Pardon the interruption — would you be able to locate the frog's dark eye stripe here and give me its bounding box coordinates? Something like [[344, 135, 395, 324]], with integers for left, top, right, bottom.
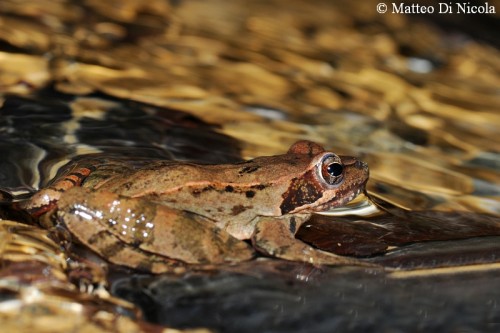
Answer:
[[318, 154, 344, 186]]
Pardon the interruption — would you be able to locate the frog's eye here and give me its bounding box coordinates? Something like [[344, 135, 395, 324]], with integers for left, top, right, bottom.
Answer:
[[318, 154, 344, 186]]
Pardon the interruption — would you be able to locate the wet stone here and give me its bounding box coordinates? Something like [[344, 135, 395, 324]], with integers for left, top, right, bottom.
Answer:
[[111, 262, 500, 333]]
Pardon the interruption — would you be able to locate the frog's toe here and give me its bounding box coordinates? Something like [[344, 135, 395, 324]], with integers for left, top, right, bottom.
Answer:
[[221, 235, 255, 263]]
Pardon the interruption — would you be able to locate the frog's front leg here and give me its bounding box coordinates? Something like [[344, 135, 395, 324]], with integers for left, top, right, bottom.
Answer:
[[252, 215, 376, 267]]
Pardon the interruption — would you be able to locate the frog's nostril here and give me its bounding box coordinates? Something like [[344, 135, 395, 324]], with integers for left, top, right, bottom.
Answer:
[[356, 160, 368, 170]]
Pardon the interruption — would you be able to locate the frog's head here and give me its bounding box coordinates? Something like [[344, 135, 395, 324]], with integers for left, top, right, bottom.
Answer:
[[279, 141, 369, 215]]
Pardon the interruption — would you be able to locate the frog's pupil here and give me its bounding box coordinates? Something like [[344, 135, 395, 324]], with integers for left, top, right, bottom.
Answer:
[[327, 163, 343, 177]]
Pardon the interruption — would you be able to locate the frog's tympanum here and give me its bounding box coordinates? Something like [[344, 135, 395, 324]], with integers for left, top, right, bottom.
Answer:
[[23, 141, 370, 273]]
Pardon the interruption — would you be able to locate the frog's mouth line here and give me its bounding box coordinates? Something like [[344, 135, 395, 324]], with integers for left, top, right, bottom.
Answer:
[[312, 183, 367, 213]]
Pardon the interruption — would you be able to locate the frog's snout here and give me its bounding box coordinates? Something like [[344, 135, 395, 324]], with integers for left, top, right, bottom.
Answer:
[[355, 160, 368, 170]]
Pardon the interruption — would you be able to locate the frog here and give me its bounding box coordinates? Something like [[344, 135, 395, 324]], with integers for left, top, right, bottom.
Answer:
[[22, 140, 371, 273]]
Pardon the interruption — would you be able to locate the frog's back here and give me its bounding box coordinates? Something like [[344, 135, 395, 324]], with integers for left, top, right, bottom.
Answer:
[[98, 153, 313, 198]]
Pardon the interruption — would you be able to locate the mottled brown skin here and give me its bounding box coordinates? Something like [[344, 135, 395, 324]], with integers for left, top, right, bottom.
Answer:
[[24, 141, 371, 273], [57, 188, 253, 273]]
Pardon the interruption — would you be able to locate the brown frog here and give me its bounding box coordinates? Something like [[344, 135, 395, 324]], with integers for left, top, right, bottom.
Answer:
[[23, 141, 371, 273]]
